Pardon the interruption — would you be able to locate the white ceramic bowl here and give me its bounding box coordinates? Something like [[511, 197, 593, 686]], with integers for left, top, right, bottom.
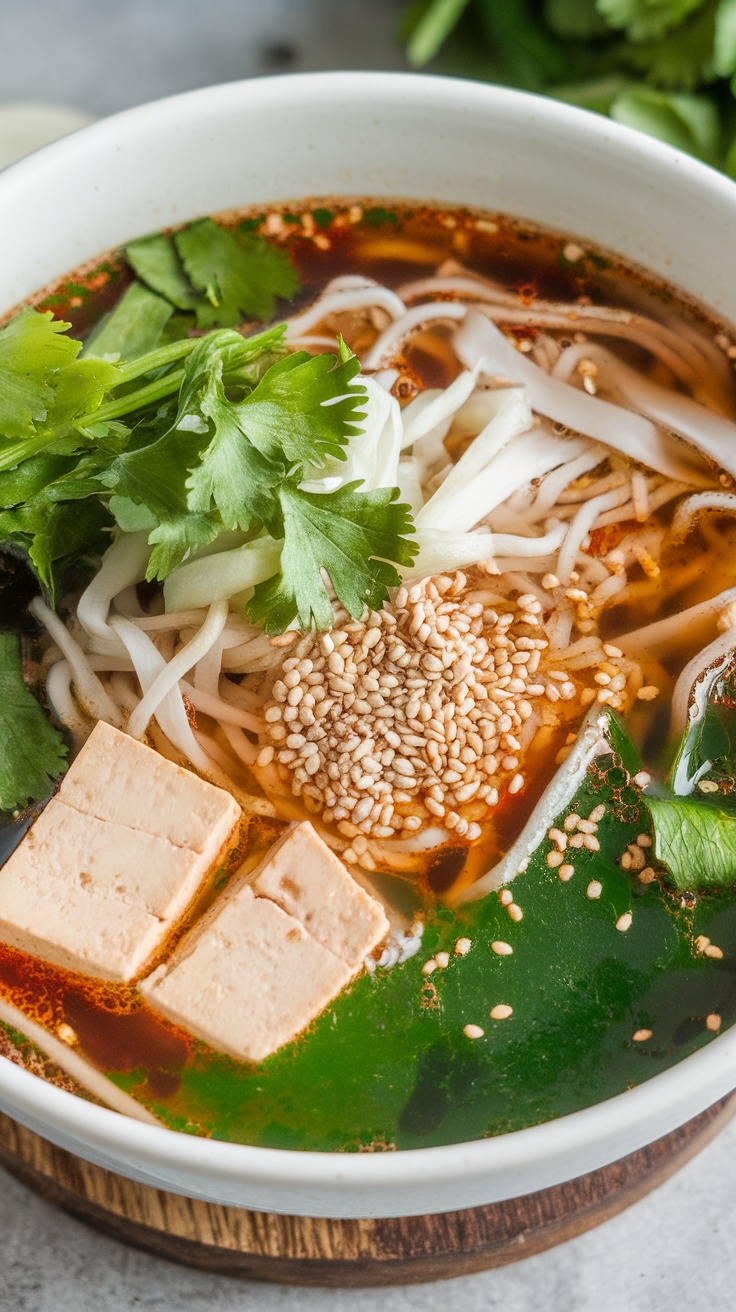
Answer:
[[1, 71, 736, 1219]]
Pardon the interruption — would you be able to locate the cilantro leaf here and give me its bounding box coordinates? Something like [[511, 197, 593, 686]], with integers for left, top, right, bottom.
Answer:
[[237, 351, 367, 469], [186, 376, 281, 531], [174, 218, 300, 328], [146, 514, 220, 582], [618, 0, 717, 88], [597, 0, 709, 41], [610, 84, 720, 159], [0, 309, 81, 441], [125, 234, 200, 312], [84, 281, 174, 362], [0, 631, 68, 812], [247, 481, 418, 634]]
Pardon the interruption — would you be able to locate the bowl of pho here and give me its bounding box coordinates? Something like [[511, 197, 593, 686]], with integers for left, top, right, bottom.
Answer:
[[0, 72, 735, 1218]]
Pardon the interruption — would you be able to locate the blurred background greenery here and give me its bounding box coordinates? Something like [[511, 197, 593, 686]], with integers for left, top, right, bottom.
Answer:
[[401, 0, 736, 174]]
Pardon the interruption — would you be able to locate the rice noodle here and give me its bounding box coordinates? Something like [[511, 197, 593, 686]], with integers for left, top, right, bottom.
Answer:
[[671, 491, 736, 540], [455, 311, 715, 487], [30, 598, 124, 728], [671, 626, 736, 735], [556, 486, 632, 583], [110, 616, 215, 773], [126, 601, 228, 740], [284, 284, 406, 339], [76, 531, 151, 641], [0, 996, 162, 1124], [552, 340, 736, 477], [616, 586, 736, 653], [363, 301, 468, 370]]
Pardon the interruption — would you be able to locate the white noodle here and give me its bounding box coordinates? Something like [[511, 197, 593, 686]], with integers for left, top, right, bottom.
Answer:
[[556, 485, 632, 583], [127, 601, 228, 740], [0, 996, 162, 1125], [671, 627, 736, 735], [616, 586, 736, 653], [363, 301, 468, 370], [179, 682, 265, 733], [671, 491, 736, 540], [30, 599, 124, 728], [285, 285, 406, 339], [77, 531, 151, 640]]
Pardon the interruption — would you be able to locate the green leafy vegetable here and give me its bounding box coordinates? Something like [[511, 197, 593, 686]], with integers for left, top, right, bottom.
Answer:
[[0, 309, 81, 441], [401, 0, 736, 176], [236, 350, 366, 467], [0, 631, 68, 812], [646, 794, 736, 889], [127, 218, 301, 330], [84, 282, 174, 362], [248, 482, 418, 634]]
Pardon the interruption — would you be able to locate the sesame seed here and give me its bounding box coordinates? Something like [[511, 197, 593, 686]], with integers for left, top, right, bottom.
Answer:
[[633, 1029, 652, 1042], [706, 1013, 722, 1032], [636, 834, 652, 848], [435, 951, 450, 968], [547, 851, 564, 868], [542, 573, 560, 589], [559, 864, 575, 881], [548, 827, 567, 849], [569, 834, 584, 849], [422, 959, 438, 975], [695, 935, 711, 953], [564, 814, 580, 832], [499, 889, 513, 905], [587, 881, 602, 899], [633, 771, 651, 788], [455, 938, 472, 956], [57, 1023, 77, 1045], [698, 780, 719, 794], [491, 941, 513, 955], [577, 818, 597, 834], [583, 834, 600, 851], [705, 945, 724, 959], [508, 773, 524, 795], [616, 912, 633, 932], [638, 867, 656, 884], [464, 1024, 485, 1039], [589, 804, 606, 823], [490, 1004, 513, 1020], [637, 686, 660, 701], [508, 903, 523, 922]]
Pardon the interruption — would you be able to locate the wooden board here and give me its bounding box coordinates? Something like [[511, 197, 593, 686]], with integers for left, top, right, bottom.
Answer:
[[0, 1098, 733, 1286]]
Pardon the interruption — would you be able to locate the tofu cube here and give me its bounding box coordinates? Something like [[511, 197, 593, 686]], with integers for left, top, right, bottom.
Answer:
[[0, 722, 241, 982], [141, 822, 389, 1062], [251, 822, 388, 967], [141, 884, 352, 1063]]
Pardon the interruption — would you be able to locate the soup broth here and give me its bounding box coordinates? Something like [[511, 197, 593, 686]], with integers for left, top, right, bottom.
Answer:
[[0, 201, 735, 1150]]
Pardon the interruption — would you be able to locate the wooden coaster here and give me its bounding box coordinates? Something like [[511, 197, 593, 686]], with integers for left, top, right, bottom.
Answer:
[[0, 1098, 733, 1286]]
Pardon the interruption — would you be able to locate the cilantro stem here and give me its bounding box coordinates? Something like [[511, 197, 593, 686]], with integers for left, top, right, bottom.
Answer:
[[0, 433, 60, 473], [115, 338, 198, 384], [78, 369, 186, 426]]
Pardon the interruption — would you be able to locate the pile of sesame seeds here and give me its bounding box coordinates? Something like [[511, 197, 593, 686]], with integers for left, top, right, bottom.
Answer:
[[262, 572, 611, 861]]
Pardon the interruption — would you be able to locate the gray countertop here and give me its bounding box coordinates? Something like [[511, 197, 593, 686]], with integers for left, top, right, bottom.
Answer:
[[0, 2, 733, 1307]]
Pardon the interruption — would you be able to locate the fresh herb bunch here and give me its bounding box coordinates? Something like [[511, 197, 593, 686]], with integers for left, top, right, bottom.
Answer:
[[0, 216, 417, 634], [403, 0, 736, 175]]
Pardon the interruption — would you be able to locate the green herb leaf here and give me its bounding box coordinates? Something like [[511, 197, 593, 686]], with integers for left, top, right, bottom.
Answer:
[[597, 0, 709, 42], [174, 218, 300, 328], [646, 794, 736, 889], [84, 281, 174, 362], [237, 351, 367, 469], [545, 0, 611, 37], [714, 0, 736, 73], [146, 513, 220, 582], [0, 309, 81, 442], [610, 84, 721, 159], [125, 234, 200, 313], [618, 1, 717, 89], [406, 0, 474, 63], [248, 481, 418, 634], [0, 631, 68, 812]]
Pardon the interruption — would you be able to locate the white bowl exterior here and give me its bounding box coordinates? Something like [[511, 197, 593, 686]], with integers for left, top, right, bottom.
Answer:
[[0, 71, 735, 1216]]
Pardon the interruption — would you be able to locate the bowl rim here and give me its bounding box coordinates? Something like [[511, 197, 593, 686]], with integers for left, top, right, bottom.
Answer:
[[2, 68, 736, 1197]]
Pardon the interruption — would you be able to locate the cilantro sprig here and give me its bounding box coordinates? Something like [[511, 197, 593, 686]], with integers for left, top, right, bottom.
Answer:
[[0, 293, 417, 631]]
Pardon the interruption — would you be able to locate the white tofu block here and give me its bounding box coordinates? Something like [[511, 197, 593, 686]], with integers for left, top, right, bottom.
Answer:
[[251, 822, 389, 967], [0, 724, 241, 982], [61, 720, 239, 857], [140, 884, 352, 1063]]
